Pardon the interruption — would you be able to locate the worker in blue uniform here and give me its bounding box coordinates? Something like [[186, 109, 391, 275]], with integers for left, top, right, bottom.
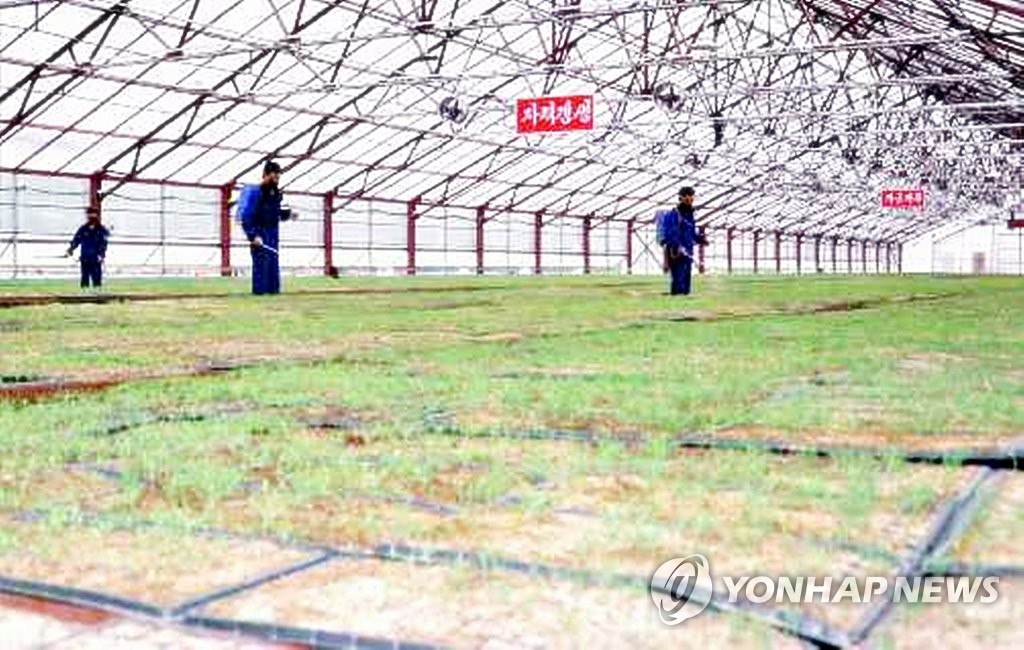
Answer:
[[662, 186, 707, 296], [237, 161, 296, 295], [67, 205, 110, 289]]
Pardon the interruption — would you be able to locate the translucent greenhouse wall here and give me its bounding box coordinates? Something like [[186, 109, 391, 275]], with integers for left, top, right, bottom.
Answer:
[[0, 171, 921, 279]]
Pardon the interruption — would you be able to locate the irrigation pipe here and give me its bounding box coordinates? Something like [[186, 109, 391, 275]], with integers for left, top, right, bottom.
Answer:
[[418, 418, 1023, 472], [923, 562, 1024, 578], [373, 543, 850, 650], [180, 616, 442, 650], [1, 505, 852, 650], [848, 468, 999, 644]]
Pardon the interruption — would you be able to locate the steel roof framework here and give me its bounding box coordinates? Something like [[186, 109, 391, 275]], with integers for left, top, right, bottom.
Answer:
[[0, 0, 1022, 247]]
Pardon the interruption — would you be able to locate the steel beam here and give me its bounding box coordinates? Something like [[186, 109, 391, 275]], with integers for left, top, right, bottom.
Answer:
[[476, 205, 487, 275], [88, 172, 103, 216], [726, 227, 735, 274], [699, 226, 708, 274], [626, 218, 635, 275], [407, 196, 421, 276], [323, 192, 334, 277], [775, 230, 782, 274], [219, 184, 232, 277], [0, 1, 130, 140], [534, 210, 544, 275], [753, 230, 760, 274], [582, 213, 592, 275]]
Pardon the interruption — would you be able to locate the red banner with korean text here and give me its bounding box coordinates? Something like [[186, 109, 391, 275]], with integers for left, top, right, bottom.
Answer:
[[880, 189, 925, 210], [516, 95, 594, 133]]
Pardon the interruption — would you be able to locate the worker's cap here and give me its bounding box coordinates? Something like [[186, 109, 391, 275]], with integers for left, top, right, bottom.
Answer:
[[678, 186, 695, 197], [263, 160, 283, 175]]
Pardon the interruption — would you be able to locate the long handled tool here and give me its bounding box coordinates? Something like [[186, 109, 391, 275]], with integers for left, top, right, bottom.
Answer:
[[249, 240, 279, 255]]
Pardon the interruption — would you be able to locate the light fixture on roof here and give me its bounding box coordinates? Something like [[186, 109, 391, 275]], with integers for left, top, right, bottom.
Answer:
[[439, 96, 468, 124], [711, 112, 725, 148], [924, 84, 946, 101], [652, 82, 682, 112]]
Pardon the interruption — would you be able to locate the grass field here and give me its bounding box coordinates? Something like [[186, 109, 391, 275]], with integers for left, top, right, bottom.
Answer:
[[0, 274, 1022, 648]]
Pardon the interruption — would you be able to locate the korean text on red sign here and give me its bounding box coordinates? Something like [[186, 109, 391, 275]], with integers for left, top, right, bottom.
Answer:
[[880, 189, 925, 210], [516, 95, 594, 133]]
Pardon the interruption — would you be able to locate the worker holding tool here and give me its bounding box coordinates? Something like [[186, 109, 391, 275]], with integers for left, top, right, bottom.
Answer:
[[237, 160, 297, 295], [658, 186, 707, 296], [66, 204, 110, 290]]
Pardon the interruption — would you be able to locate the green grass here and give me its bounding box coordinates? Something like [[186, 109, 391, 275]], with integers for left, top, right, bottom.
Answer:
[[0, 274, 1021, 643]]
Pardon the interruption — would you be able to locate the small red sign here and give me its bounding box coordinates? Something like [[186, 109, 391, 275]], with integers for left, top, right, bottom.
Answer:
[[881, 189, 925, 210], [1008, 218, 1024, 230], [516, 95, 593, 133]]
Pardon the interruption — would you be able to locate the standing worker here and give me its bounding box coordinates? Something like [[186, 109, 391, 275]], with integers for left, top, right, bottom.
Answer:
[[658, 186, 707, 296], [237, 160, 297, 295], [66, 205, 110, 290]]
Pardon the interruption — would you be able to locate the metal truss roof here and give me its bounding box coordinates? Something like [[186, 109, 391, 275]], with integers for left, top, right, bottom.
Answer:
[[1, 0, 1022, 242]]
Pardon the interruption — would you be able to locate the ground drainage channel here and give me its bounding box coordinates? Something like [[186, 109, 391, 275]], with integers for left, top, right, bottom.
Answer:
[[0, 362, 245, 403], [1, 348, 409, 404], [0, 283, 521, 309]]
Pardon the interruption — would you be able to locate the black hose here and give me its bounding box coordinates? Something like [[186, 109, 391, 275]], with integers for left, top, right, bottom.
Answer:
[[848, 468, 998, 644]]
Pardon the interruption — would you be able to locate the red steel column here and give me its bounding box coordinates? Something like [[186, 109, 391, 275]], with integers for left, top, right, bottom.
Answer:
[[775, 231, 782, 274], [885, 243, 892, 274], [726, 227, 734, 274], [534, 210, 543, 275], [582, 213, 592, 275], [626, 218, 635, 275], [752, 230, 760, 274], [831, 236, 838, 273], [862, 240, 869, 274], [88, 172, 103, 214], [219, 184, 232, 277], [875, 242, 882, 273], [898, 243, 903, 274], [814, 235, 822, 272], [848, 239, 854, 274], [698, 226, 707, 274], [406, 196, 420, 276], [323, 193, 334, 276], [795, 233, 803, 275], [475, 205, 486, 275]]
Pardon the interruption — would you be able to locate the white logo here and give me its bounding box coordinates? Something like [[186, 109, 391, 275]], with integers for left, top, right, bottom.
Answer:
[[649, 554, 713, 625]]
